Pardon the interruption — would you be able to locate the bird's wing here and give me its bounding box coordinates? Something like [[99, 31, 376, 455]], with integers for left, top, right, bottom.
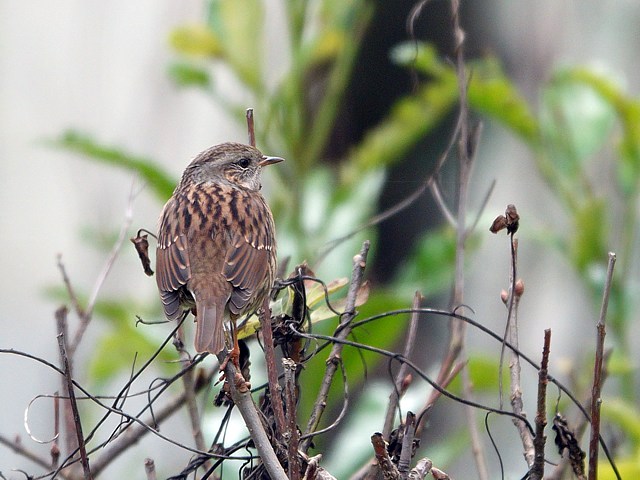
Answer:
[[156, 196, 191, 320], [222, 188, 275, 315]]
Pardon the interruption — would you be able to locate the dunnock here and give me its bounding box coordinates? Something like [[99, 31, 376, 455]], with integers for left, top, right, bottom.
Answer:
[[156, 142, 282, 355]]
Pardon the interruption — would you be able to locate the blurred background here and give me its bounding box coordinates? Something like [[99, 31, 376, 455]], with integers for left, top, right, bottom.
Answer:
[[2, 0, 639, 478]]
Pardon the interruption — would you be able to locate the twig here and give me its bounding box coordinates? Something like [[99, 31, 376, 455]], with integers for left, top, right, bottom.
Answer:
[[530, 329, 551, 480], [398, 412, 416, 479], [56, 256, 85, 320], [247, 108, 256, 147], [547, 351, 612, 480], [0, 434, 71, 478], [371, 433, 399, 479], [283, 358, 301, 480], [259, 297, 286, 439], [57, 308, 93, 480], [174, 327, 209, 470], [91, 365, 218, 476], [144, 458, 157, 480], [588, 252, 616, 480], [408, 458, 432, 480], [218, 352, 287, 480], [300, 241, 370, 452], [415, 360, 465, 435], [382, 292, 423, 439], [53, 391, 60, 468], [504, 239, 534, 466], [445, 1, 488, 476]]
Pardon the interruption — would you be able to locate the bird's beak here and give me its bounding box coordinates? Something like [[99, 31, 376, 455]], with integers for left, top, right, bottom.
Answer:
[[258, 156, 285, 167]]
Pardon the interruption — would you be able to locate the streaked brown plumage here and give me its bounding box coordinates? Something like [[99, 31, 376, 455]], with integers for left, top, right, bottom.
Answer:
[[156, 142, 282, 354]]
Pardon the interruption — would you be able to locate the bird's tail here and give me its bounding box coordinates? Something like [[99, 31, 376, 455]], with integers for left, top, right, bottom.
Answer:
[[194, 301, 227, 354]]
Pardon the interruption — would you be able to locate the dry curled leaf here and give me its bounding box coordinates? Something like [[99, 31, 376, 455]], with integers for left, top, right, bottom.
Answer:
[[131, 232, 154, 276]]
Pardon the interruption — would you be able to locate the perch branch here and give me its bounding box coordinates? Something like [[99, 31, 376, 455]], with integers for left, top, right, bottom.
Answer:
[[218, 353, 287, 480]]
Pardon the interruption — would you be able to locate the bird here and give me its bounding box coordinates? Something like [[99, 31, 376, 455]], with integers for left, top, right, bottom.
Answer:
[[155, 142, 283, 356]]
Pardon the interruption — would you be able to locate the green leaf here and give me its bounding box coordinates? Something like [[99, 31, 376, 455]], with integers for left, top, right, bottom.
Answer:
[[168, 24, 222, 57], [540, 72, 616, 185], [390, 41, 447, 77], [342, 79, 457, 181], [555, 67, 640, 195], [48, 130, 176, 200], [168, 61, 211, 89], [468, 58, 539, 146]]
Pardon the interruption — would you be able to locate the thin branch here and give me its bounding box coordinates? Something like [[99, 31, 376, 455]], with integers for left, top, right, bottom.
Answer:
[[283, 358, 301, 480], [300, 241, 370, 452], [247, 108, 256, 147], [504, 239, 534, 466], [382, 292, 423, 439], [0, 434, 71, 479], [447, 1, 487, 476], [530, 329, 551, 480], [259, 296, 286, 439], [57, 311, 92, 480], [371, 433, 399, 479], [174, 327, 209, 471], [588, 252, 616, 480], [90, 366, 218, 476], [398, 412, 416, 479], [144, 458, 157, 480], [218, 353, 287, 480]]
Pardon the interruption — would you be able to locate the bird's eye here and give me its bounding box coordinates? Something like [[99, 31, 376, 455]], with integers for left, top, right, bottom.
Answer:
[[237, 158, 251, 169]]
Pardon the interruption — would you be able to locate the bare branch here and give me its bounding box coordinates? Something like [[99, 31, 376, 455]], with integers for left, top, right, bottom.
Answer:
[[530, 329, 551, 480], [173, 327, 209, 471], [56, 309, 93, 479], [382, 292, 423, 439], [371, 433, 399, 479], [260, 297, 286, 439], [246, 108, 256, 147], [588, 252, 616, 480], [218, 352, 287, 480], [300, 241, 370, 452], [284, 358, 301, 480], [144, 457, 157, 480]]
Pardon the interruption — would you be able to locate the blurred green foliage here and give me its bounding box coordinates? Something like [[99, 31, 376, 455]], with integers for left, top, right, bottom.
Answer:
[[50, 0, 640, 476]]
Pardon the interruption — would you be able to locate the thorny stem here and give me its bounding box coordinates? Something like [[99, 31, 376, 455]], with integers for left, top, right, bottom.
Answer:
[[300, 241, 370, 453]]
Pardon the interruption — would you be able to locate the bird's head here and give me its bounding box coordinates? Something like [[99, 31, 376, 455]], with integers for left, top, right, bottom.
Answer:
[[182, 142, 283, 191]]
